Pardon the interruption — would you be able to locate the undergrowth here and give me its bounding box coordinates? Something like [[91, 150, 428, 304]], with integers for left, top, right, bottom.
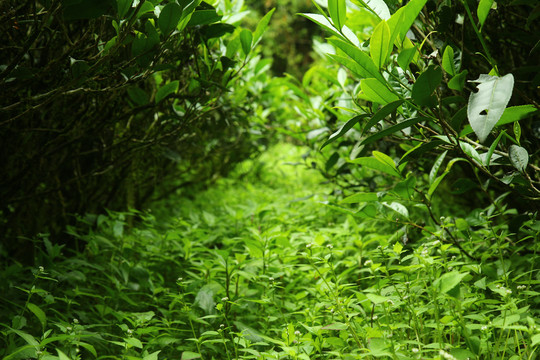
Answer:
[[1, 143, 539, 360]]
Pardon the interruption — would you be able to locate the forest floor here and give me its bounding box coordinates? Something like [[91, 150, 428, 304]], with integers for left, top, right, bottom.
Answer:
[[1, 144, 539, 360]]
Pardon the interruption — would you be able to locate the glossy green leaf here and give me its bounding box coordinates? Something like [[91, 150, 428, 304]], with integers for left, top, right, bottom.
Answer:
[[361, 78, 399, 104], [253, 8, 275, 46], [328, 0, 347, 30], [155, 80, 179, 103], [362, 99, 404, 134], [158, 3, 183, 35], [240, 29, 253, 56], [394, 0, 428, 42], [373, 151, 399, 172], [509, 145, 528, 173], [442, 46, 456, 76], [320, 114, 368, 150], [188, 9, 222, 26], [477, 0, 494, 28], [485, 131, 505, 167], [434, 271, 469, 294], [448, 70, 468, 91], [411, 65, 442, 107], [329, 39, 385, 83], [429, 150, 447, 185], [370, 20, 391, 69], [361, 117, 426, 146], [460, 142, 483, 165], [136, 1, 155, 20], [467, 73, 514, 143]]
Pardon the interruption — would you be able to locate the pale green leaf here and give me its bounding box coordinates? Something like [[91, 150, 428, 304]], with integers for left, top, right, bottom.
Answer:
[[467, 73, 514, 143], [366, 293, 389, 304], [508, 145, 528, 173], [57, 349, 71, 360], [181, 351, 202, 360], [144, 351, 161, 360], [328, 0, 347, 30], [395, 0, 428, 42], [461, 105, 539, 136], [322, 322, 348, 330], [354, 0, 390, 20], [299, 13, 360, 47], [434, 271, 469, 294], [253, 8, 275, 45], [477, 0, 494, 28], [370, 20, 391, 69], [352, 157, 401, 178], [382, 202, 409, 218]]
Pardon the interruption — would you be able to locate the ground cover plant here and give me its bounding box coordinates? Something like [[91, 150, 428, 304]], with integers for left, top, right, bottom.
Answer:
[[1, 144, 539, 359], [1, 0, 540, 359]]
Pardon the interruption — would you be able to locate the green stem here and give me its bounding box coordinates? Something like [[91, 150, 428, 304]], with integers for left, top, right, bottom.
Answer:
[[462, 0, 499, 75]]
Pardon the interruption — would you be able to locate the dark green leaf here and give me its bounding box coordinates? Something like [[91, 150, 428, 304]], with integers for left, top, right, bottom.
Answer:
[[448, 70, 468, 91], [362, 100, 404, 134], [155, 81, 179, 103], [411, 65, 442, 107], [442, 46, 456, 76], [158, 3, 183, 35], [188, 9, 222, 26], [361, 117, 426, 146], [320, 114, 368, 150]]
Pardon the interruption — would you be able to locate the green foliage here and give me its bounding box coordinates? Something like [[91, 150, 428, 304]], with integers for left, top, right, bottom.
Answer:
[[1, 144, 539, 359], [0, 0, 276, 261]]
